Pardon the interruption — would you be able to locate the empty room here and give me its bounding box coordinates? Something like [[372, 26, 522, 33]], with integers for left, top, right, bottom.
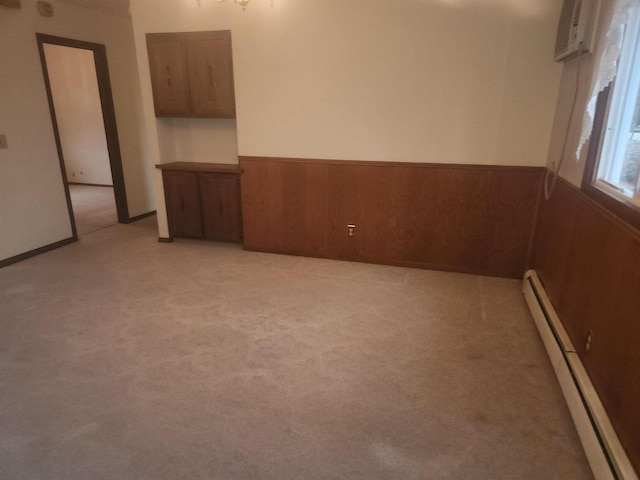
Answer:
[[0, 0, 638, 479]]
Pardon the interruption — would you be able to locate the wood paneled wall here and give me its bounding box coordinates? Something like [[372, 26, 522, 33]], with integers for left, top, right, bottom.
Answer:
[[240, 157, 544, 278], [531, 176, 640, 473]]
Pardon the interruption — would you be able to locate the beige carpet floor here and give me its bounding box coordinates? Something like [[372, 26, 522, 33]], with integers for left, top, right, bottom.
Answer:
[[0, 217, 592, 479], [68, 184, 117, 236]]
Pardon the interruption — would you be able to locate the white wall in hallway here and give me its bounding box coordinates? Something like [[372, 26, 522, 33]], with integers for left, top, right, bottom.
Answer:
[[44, 44, 113, 186]]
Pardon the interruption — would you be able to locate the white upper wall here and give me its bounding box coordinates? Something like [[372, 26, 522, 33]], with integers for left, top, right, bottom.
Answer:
[[131, 0, 564, 166], [0, 0, 154, 262]]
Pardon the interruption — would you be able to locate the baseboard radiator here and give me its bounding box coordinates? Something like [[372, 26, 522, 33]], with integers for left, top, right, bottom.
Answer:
[[522, 271, 638, 480]]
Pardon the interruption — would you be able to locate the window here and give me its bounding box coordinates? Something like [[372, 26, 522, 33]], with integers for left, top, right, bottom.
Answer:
[[584, 7, 640, 229]]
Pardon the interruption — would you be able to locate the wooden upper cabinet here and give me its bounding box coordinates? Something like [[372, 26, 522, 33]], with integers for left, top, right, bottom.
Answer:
[[186, 31, 236, 118], [146, 31, 236, 119], [146, 34, 191, 116]]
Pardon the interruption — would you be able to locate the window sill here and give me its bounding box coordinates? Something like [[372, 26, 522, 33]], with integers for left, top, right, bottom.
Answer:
[[582, 182, 640, 232], [581, 85, 640, 232]]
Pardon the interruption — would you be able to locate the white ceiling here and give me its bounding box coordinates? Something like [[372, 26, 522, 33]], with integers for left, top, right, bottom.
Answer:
[[56, 0, 130, 18]]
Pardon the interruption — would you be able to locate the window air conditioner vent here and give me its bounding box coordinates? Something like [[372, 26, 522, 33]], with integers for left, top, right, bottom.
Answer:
[[554, 0, 598, 62]]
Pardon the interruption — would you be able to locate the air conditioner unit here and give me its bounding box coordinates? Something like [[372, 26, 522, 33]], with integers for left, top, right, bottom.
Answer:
[[554, 0, 598, 62]]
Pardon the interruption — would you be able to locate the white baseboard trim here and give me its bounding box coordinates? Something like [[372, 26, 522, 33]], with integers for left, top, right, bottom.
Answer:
[[523, 270, 638, 480]]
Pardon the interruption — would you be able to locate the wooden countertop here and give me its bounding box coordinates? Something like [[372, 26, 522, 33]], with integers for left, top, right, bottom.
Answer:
[[156, 162, 240, 174]]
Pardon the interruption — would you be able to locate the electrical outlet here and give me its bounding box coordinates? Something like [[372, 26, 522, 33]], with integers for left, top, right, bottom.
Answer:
[[347, 224, 356, 237], [0, 134, 8, 149], [585, 331, 593, 353]]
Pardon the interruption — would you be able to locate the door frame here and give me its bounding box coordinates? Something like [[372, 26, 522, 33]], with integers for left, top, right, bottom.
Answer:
[[36, 33, 129, 233]]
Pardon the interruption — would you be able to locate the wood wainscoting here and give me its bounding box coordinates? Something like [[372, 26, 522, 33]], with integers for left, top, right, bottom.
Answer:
[[239, 157, 544, 278], [530, 175, 640, 473]]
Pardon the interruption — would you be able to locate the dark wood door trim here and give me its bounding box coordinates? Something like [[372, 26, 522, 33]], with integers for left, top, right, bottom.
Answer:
[[0, 237, 77, 269], [36, 33, 130, 227]]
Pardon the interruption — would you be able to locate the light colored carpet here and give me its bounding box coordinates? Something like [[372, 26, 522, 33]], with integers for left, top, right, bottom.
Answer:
[[0, 217, 593, 480], [68, 184, 117, 236]]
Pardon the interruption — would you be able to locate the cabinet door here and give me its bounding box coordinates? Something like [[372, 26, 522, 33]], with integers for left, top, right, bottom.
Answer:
[[163, 171, 203, 238], [186, 31, 236, 118], [199, 173, 242, 242], [146, 33, 191, 117]]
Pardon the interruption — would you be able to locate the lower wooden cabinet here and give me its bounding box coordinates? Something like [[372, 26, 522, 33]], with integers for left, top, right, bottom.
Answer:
[[158, 162, 242, 242], [199, 173, 242, 242], [162, 170, 203, 238]]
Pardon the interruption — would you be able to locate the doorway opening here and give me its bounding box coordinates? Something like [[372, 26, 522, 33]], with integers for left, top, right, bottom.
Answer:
[[36, 34, 129, 238]]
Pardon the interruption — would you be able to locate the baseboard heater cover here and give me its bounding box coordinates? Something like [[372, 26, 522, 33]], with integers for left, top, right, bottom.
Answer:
[[523, 270, 638, 480]]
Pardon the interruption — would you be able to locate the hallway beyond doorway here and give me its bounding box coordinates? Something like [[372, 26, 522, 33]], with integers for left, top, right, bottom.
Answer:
[[69, 184, 117, 235]]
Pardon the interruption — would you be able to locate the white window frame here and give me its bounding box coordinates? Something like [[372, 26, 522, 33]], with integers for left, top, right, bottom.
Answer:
[[596, 7, 640, 207]]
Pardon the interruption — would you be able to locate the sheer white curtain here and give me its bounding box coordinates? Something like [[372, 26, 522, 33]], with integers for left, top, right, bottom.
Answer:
[[578, 0, 640, 158]]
